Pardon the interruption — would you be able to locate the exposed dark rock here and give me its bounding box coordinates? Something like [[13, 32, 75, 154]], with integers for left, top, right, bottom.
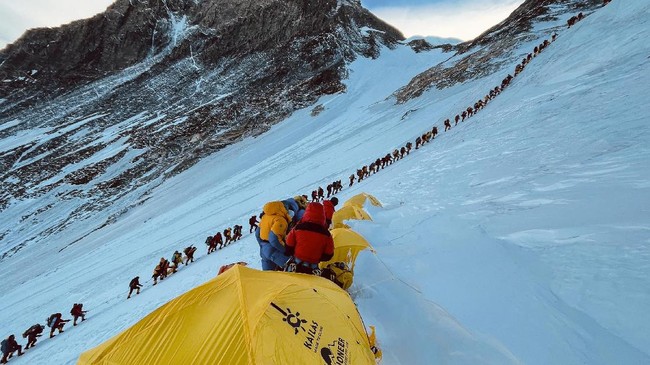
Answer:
[[407, 39, 434, 53]]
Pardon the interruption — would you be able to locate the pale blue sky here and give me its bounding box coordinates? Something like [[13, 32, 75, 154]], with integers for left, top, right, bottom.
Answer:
[[0, 0, 523, 49], [362, 0, 524, 40]]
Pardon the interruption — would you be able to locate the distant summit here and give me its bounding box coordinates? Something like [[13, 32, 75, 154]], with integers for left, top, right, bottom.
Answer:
[[0, 0, 403, 93], [405, 35, 463, 46], [403, 36, 462, 53]]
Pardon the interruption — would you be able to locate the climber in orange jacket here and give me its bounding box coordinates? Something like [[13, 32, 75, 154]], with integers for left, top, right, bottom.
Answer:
[[255, 201, 292, 270]]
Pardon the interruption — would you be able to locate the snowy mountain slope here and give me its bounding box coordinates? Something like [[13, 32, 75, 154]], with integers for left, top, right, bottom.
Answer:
[[1, 0, 649, 365], [0, 0, 405, 259]]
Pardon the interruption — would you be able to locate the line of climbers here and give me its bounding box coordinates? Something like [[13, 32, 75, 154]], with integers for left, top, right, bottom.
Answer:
[[125, 196, 341, 299], [310, 180, 343, 202], [349, 25, 580, 183], [124, 198, 336, 299], [2, 8, 603, 363], [206, 224, 245, 253], [1, 304, 87, 364], [127, 223, 249, 299]]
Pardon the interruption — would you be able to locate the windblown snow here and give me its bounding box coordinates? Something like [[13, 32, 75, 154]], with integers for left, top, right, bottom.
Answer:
[[0, 0, 648, 364]]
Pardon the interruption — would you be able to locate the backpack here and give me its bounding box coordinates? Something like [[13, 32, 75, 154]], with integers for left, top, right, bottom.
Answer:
[[1, 339, 7, 353], [47, 313, 59, 328], [23, 325, 41, 338], [321, 262, 353, 290], [71, 304, 79, 316], [205, 236, 213, 245]]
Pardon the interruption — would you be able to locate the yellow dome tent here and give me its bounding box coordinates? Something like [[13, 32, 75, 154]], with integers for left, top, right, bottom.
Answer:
[[331, 205, 372, 229], [321, 228, 375, 270], [343, 193, 383, 209], [78, 265, 375, 365]]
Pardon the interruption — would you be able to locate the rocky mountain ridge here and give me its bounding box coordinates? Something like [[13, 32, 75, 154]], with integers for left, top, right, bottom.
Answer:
[[0, 0, 402, 258]]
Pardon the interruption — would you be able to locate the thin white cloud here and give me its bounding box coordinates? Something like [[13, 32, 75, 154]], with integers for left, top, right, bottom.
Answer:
[[0, 0, 114, 49], [372, 0, 524, 41]]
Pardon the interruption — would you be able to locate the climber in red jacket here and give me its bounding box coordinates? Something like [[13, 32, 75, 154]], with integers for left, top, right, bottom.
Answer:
[[285, 202, 334, 275]]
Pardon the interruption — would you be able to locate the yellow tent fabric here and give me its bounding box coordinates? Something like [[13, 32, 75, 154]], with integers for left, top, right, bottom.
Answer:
[[343, 193, 383, 209], [321, 228, 375, 270], [331, 205, 372, 229], [78, 265, 375, 365]]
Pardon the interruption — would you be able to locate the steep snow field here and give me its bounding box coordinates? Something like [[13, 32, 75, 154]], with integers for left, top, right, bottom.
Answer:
[[1, 0, 649, 364]]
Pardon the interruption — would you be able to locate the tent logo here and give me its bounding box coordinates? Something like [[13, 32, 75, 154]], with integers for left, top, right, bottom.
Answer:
[[320, 338, 349, 365], [271, 302, 324, 352], [271, 302, 307, 335], [320, 347, 334, 365]]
